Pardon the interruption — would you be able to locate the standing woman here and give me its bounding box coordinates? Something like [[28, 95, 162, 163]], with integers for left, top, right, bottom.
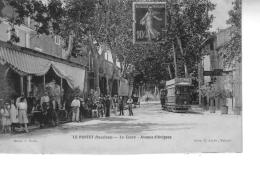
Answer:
[[10, 99, 19, 133], [105, 96, 111, 117], [127, 97, 134, 116], [17, 97, 29, 133]]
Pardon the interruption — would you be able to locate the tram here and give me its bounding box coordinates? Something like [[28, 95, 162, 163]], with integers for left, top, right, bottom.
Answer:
[[164, 78, 192, 113]]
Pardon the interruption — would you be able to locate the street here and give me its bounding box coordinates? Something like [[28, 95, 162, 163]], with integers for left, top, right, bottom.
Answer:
[[0, 103, 242, 154]]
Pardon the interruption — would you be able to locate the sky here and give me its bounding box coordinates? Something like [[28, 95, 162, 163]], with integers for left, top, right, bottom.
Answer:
[[210, 0, 234, 31]]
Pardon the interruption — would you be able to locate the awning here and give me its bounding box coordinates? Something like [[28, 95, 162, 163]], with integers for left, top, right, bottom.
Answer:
[[0, 45, 85, 91], [51, 62, 85, 91], [0, 46, 51, 75]]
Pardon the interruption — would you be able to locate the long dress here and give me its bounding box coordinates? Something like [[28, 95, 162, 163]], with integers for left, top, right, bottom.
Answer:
[[17, 102, 29, 124], [10, 104, 19, 124], [141, 12, 160, 41]]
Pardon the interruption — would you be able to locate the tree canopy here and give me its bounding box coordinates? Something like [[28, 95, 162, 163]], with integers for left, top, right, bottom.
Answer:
[[220, 0, 242, 67]]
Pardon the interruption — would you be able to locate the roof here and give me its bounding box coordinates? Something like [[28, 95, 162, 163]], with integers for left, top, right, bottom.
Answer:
[[166, 78, 192, 86]]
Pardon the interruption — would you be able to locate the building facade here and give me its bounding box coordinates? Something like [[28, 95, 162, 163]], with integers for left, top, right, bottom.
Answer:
[[199, 27, 242, 114], [0, 1, 122, 99]]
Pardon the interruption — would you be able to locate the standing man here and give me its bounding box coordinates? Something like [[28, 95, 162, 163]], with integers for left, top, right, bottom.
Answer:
[[105, 96, 111, 117], [40, 91, 50, 111], [127, 96, 133, 116], [17, 97, 29, 133], [118, 96, 124, 116], [113, 95, 118, 116], [160, 89, 166, 109], [40, 91, 50, 126], [71, 96, 81, 122]]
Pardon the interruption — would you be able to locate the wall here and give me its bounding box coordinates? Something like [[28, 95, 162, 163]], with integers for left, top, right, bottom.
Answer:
[[30, 34, 63, 58], [0, 0, 64, 58], [216, 27, 242, 113], [0, 1, 30, 48]]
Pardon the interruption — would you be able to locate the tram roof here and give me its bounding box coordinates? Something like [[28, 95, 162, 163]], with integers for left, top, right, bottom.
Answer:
[[166, 78, 192, 86]]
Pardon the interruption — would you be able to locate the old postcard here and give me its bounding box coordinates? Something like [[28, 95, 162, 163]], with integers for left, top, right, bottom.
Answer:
[[0, 0, 242, 154]]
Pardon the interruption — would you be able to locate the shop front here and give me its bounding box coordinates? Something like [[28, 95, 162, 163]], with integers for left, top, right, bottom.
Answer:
[[0, 41, 86, 123]]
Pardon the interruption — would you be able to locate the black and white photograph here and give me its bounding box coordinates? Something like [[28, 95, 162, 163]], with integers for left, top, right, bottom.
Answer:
[[0, 0, 242, 154]]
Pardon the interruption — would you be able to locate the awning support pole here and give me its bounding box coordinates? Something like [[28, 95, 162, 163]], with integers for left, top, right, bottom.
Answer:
[[20, 76, 24, 95], [27, 75, 31, 97], [60, 77, 63, 105], [43, 75, 46, 90]]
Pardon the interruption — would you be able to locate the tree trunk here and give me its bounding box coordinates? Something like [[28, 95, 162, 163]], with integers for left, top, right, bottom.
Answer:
[[63, 32, 75, 60], [88, 33, 101, 95], [128, 74, 134, 97], [176, 36, 189, 78], [172, 43, 178, 78], [167, 64, 173, 79]]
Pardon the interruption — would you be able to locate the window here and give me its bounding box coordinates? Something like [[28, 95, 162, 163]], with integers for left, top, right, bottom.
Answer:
[[54, 35, 61, 45], [8, 28, 19, 40]]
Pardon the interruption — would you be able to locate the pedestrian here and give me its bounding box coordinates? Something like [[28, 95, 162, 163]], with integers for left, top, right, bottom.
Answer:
[[80, 101, 86, 120], [86, 98, 92, 118], [91, 101, 98, 118], [48, 97, 58, 126], [113, 95, 118, 116], [10, 99, 19, 133], [16, 93, 27, 107], [160, 89, 166, 109], [118, 96, 124, 116], [17, 97, 29, 133], [40, 91, 50, 111], [105, 96, 111, 117], [1, 102, 11, 133], [127, 96, 133, 116], [97, 100, 104, 118], [71, 96, 81, 122]]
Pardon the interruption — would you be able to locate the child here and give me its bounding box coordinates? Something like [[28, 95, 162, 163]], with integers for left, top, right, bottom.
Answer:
[[1, 102, 11, 133], [10, 99, 19, 133]]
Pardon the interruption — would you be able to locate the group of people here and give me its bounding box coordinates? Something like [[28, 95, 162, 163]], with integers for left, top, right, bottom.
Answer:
[[70, 95, 135, 122], [0, 95, 29, 134], [1, 90, 136, 134], [0, 91, 60, 134]]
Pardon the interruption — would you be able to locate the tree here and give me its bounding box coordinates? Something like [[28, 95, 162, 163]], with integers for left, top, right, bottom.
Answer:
[[165, 0, 215, 78], [219, 0, 242, 67]]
